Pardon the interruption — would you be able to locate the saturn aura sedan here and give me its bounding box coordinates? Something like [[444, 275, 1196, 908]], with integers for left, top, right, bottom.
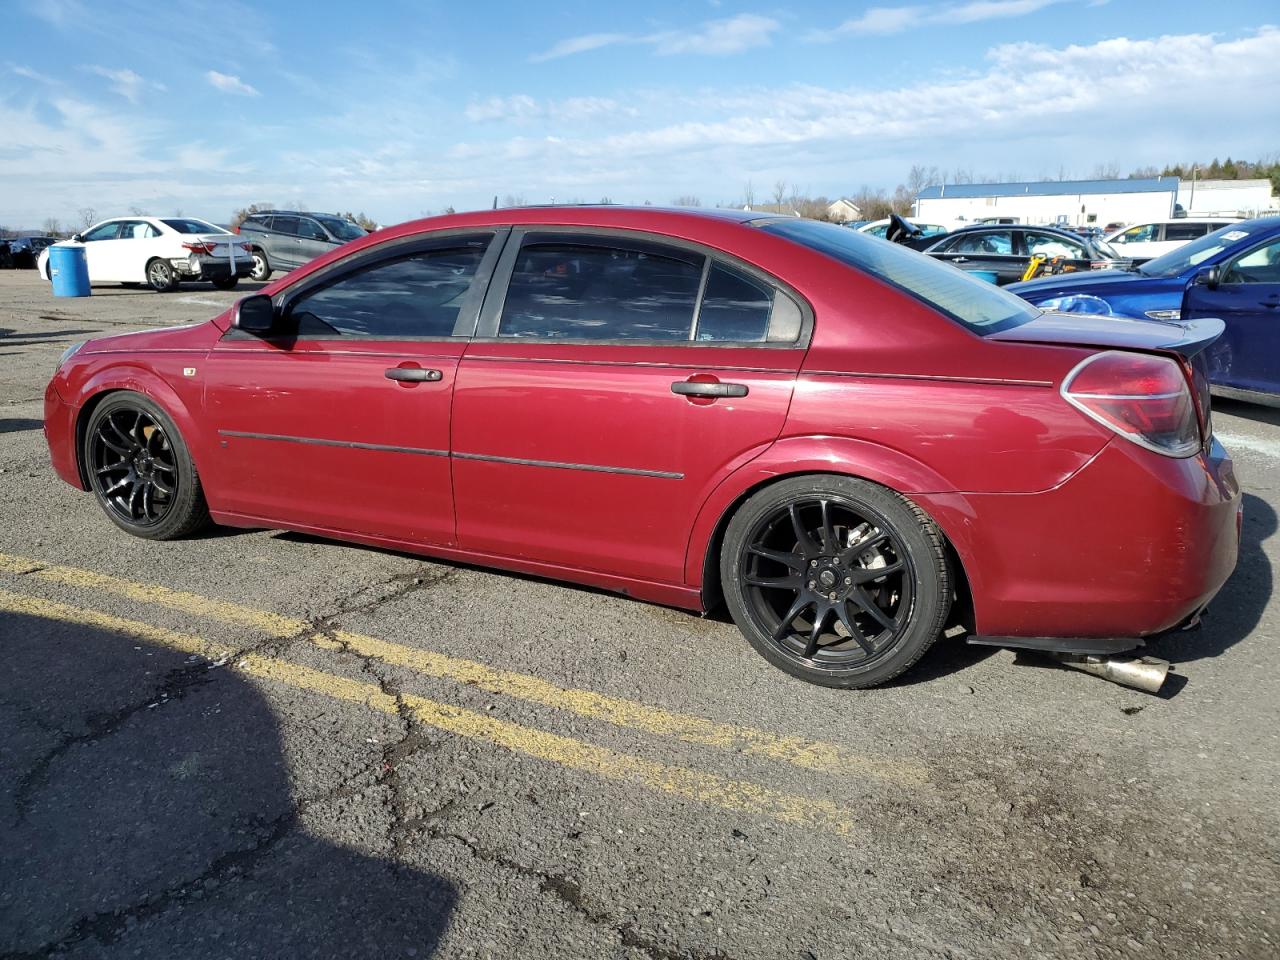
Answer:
[[44, 207, 1241, 689]]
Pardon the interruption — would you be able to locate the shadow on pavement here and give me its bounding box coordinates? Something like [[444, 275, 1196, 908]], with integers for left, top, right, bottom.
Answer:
[[0, 418, 43, 435], [1214, 397, 1280, 428], [0, 609, 457, 958]]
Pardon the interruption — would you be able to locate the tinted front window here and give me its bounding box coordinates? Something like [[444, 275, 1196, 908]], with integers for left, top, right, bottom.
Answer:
[[499, 241, 702, 340], [316, 217, 368, 241], [82, 222, 121, 242], [296, 219, 327, 241], [287, 242, 488, 338], [762, 219, 1038, 334], [1026, 232, 1086, 259], [950, 230, 1014, 255], [1225, 238, 1280, 284]]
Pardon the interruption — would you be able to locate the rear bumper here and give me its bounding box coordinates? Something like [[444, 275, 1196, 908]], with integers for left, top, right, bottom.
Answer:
[[921, 437, 1241, 639], [173, 254, 254, 280], [44, 380, 85, 489]]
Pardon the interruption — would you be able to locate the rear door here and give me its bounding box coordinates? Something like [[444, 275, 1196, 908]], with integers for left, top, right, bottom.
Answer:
[[267, 215, 302, 268], [1184, 233, 1280, 395], [450, 229, 808, 584], [204, 230, 504, 544], [929, 229, 1021, 283]]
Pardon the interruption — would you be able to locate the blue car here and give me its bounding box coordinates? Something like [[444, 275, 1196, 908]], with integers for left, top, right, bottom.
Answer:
[[1009, 216, 1280, 404]]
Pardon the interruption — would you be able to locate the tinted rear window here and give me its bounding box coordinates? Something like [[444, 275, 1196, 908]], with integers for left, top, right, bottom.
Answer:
[[762, 219, 1038, 334], [163, 218, 228, 235]]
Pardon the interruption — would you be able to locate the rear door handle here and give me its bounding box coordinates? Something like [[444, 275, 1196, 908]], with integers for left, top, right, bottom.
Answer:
[[671, 380, 748, 398], [385, 367, 442, 382]]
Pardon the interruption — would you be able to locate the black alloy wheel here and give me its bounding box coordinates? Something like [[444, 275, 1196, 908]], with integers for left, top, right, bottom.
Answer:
[[722, 476, 950, 688], [84, 394, 210, 539]]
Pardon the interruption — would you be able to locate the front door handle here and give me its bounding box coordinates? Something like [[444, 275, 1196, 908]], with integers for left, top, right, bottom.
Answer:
[[385, 367, 443, 382], [671, 380, 748, 398], [951, 256, 969, 264]]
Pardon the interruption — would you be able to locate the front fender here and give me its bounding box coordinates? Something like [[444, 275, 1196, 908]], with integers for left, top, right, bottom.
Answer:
[[65, 360, 209, 483], [682, 435, 974, 590]]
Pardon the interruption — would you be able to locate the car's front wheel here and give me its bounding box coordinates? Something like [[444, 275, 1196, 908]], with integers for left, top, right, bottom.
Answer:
[[83, 393, 211, 540], [721, 475, 950, 689], [146, 258, 178, 292], [249, 249, 271, 281]]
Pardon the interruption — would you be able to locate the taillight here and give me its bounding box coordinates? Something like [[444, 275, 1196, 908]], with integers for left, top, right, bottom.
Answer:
[[182, 241, 215, 256], [1062, 351, 1201, 458], [233, 225, 240, 234]]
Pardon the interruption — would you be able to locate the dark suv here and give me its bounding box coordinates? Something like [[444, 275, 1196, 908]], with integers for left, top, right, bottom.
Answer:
[[235, 211, 368, 280]]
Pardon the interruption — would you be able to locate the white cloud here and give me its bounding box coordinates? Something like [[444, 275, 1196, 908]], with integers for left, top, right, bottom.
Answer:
[[205, 70, 259, 96], [11, 63, 57, 84], [85, 66, 147, 103], [465, 94, 625, 124], [531, 14, 779, 62], [826, 0, 1064, 37]]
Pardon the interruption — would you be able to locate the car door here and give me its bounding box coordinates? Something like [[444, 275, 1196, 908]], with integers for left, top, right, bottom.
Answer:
[[295, 217, 335, 266], [1184, 234, 1280, 396], [78, 221, 123, 281], [203, 230, 504, 545], [929, 230, 1021, 283], [450, 229, 807, 584], [266, 215, 301, 268], [113, 219, 164, 281], [1024, 230, 1091, 276]]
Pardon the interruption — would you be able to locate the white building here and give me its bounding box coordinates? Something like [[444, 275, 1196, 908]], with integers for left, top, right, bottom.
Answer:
[[915, 177, 1181, 229], [826, 198, 862, 222], [1178, 178, 1278, 217]]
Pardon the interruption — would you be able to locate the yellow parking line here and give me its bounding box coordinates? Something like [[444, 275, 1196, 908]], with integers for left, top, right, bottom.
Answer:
[[0, 590, 858, 837], [0, 552, 927, 786]]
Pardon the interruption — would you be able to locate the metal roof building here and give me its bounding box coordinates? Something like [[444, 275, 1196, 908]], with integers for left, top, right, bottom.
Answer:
[[915, 177, 1181, 228]]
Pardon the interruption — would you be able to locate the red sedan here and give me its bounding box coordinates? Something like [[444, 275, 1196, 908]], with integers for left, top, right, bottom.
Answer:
[[44, 207, 1241, 689]]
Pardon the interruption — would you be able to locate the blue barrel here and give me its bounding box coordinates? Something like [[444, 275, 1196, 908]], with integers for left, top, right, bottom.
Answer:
[[49, 243, 91, 297], [971, 270, 999, 284]]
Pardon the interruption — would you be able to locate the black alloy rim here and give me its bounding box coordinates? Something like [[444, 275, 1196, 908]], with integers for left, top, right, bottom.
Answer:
[[738, 498, 914, 670], [90, 408, 178, 525]]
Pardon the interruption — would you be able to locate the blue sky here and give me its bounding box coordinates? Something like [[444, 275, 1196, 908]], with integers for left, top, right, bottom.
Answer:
[[2, 0, 1279, 227]]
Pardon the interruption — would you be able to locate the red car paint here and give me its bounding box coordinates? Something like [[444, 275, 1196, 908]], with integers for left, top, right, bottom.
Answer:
[[44, 206, 1241, 640]]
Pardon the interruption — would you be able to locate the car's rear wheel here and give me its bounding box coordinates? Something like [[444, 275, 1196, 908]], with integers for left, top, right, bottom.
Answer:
[[211, 276, 239, 290], [83, 393, 210, 540], [249, 249, 271, 281], [146, 258, 178, 292], [721, 475, 950, 689]]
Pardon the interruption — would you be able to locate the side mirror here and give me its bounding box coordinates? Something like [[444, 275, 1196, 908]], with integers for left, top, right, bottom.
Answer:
[[1195, 265, 1221, 290], [71, 233, 83, 243], [234, 294, 277, 334]]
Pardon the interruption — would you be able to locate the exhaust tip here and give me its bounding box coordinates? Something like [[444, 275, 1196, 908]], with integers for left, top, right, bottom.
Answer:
[[1051, 654, 1171, 694]]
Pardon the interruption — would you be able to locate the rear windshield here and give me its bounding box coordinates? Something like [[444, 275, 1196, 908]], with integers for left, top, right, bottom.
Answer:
[[315, 217, 367, 241], [163, 218, 230, 235], [762, 219, 1038, 334]]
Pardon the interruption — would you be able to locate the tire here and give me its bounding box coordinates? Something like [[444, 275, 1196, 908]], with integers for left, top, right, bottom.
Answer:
[[211, 276, 239, 290], [146, 258, 178, 292], [249, 249, 271, 282], [721, 475, 950, 689], [83, 393, 211, 540]]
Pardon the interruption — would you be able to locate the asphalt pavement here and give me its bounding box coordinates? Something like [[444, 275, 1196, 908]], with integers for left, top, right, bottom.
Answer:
[[0, 270, 1276, 960]]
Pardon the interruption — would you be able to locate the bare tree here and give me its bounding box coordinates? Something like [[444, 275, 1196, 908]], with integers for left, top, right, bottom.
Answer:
[[77, 207, 98, 230], [741, 179, 755, 210], [501, 194, 526, 208], [672, 195, 701, 207], [771, 180, 788, 208], [128, 205, 147, 216], [1091, 162, 1121, 180], [230, 202, 275, 229], [598, 196, 614, 205], [42, 217, 61, 237], [443, 205, 457, 215], [852, 187, 893, 221]]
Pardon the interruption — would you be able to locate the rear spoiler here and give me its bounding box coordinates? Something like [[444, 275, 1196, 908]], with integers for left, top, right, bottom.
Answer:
[[989, 313, 1224, 359]]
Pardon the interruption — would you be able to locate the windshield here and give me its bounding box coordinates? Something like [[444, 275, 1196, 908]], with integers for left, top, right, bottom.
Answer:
[[762, 218, 1039, 335], [315, 217, 367, 241], [162, 218, 231, 235], [1093, 237, 1121, 259], [1139, 221, 1272, 278]]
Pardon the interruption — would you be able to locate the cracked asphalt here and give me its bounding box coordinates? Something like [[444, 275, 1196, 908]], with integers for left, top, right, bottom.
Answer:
[[1, 270, 1278, 960]]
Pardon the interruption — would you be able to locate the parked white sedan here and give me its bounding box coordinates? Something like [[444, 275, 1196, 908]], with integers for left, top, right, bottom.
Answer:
[[38, 217, 254, 292]]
